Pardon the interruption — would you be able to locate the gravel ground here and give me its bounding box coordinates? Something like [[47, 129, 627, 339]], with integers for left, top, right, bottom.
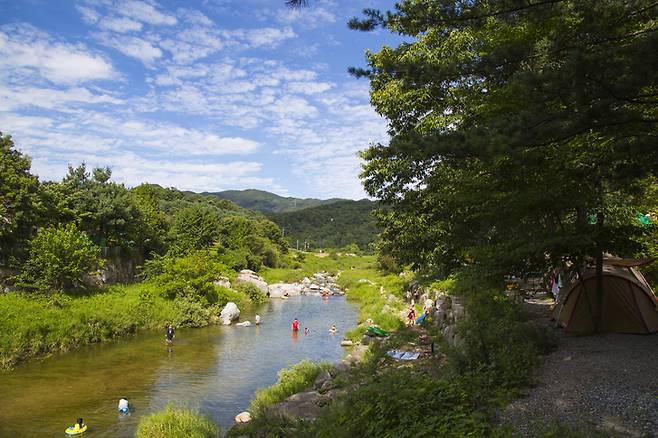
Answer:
[[498, 300, 658, 437]]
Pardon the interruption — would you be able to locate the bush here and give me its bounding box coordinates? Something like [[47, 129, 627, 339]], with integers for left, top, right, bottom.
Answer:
[[235, 282, 267, 304], [154, 251, 231, 305], [307, 368, 492, 438], [136, 404, 219, 438], [250, 360, 330, 416], [15, 223, 102, 292], [449, 289, 555, 390]]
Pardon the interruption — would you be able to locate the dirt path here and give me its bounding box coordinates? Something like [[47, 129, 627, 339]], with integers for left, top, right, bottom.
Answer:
[[499, 299, 658, 437]]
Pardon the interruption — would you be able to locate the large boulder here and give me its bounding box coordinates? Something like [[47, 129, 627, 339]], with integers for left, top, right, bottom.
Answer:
[[269, 283, 304, 298], [220, 302, 240, 325], [267, 390, 329, 422], [236, 270, 268, 294]]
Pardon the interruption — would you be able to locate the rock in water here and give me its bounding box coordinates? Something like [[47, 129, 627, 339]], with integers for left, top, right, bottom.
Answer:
[[234, 411, 251, 423], [220, 302, 240, 325], [268, 283, 304, 298]]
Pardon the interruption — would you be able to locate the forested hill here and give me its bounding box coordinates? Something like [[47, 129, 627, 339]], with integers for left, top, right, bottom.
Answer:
[[205, 189, 343, 213], [266, 199, 379, 251]]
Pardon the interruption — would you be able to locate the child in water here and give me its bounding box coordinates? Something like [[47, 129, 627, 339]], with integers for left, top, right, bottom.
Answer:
[[118, 398, 129, 413], [165, 324, 175, 343], [329, 324, 337, 334], [70, 418, 85, 433]]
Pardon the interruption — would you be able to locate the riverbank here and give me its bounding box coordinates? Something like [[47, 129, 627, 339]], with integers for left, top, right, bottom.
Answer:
[[0, 282, 213, 370], [224, 278, 560, 437], [0, 293, 358, 437]]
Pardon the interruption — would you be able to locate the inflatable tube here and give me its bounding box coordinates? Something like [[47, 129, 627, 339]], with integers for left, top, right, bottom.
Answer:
[[119, 407, 130, 414], [65, 425, 87, 435]]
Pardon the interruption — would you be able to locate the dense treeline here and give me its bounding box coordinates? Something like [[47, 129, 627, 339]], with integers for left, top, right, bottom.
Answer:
[[267, 199, 379, 252], [1, 132, 288, 293], [207, 189, 342, 213]]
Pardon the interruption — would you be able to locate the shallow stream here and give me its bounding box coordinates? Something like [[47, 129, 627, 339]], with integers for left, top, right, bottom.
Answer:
[[0, 295, 357, 437]]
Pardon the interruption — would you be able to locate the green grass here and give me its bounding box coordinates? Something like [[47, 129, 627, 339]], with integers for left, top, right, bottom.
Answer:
[[0, 282, 218, 371], [136, 404, 219, 438], [259, 252, 375, 284], [336, 264, 408, 341], [250, 359, 331, 416]]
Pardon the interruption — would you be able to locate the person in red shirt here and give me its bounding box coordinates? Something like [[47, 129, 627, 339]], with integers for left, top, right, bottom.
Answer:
[[407, 307, 416, 326], [291, 318, 300, 332]]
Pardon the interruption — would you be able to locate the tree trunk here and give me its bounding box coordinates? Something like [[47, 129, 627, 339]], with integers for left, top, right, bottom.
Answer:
[[595, 212, 604, 333]]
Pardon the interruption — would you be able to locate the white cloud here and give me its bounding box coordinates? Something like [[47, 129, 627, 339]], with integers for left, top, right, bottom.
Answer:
[[95, 33, 162, 65], [0, 86, 122, 111], [229, 26, 296, 49], [116, 0, 177, 26], [276, 6, 336, 29], [0, 24, 116, 84], [286, 81, 333, 95], [99, 16, 143, 33], [77, 5, 100, 24]]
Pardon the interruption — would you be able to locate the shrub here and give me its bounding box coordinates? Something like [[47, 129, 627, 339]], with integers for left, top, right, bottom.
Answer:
[[14, 223, 102, 292], [235, 282, 267, 304], [308, 368, 492, 438], [154, 251, 230, 304], [250, 360, 330, 416], [136, 404, 219, 438]]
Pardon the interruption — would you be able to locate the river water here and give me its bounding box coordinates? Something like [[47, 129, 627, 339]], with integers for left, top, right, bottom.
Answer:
[[0, 295, 357, 437]]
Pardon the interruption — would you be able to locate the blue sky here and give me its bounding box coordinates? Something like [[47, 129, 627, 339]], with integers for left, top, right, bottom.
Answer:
[[0, 0, 400, 199]]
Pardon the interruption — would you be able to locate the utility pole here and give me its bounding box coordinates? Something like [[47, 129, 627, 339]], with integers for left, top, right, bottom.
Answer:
[[296, 239, 299, 251]]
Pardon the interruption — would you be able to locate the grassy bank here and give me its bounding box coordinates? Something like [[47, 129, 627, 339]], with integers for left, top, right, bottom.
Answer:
[[1, 282, 232, 371], [227, 270, 557, 437], [136, 404, 220, 438], [250, 360, 331, 416]]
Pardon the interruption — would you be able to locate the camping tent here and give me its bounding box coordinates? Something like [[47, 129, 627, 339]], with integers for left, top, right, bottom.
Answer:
[[552, 258, 658, 334]]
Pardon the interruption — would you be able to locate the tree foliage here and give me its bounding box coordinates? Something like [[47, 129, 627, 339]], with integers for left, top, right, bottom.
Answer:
[[357, 1, 658, 277], [15, 223, 102, 292], [0, 133, 42, 265], [268, 200, 379, 251]]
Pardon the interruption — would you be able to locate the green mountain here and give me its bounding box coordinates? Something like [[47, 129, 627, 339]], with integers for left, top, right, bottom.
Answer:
[[267, 199, 380, 251], [205, 189, 342, 213]]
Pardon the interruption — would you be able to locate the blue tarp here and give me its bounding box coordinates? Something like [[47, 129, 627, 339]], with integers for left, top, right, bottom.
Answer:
[[386, 350, 421, 361]]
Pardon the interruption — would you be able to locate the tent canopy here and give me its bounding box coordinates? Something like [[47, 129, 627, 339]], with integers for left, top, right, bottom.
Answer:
[[552, 262, 658, 334]]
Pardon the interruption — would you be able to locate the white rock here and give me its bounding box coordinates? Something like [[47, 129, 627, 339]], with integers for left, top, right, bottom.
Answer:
[[220, 302, 240, 325], [269, 283, 304, 298], [235, 411, 251, 423], [340, 340, 354, 347], [236, 270, 268, 294]]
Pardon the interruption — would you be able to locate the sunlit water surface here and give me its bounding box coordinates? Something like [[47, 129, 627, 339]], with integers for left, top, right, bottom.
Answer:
[[0, 295, 357, 437]]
